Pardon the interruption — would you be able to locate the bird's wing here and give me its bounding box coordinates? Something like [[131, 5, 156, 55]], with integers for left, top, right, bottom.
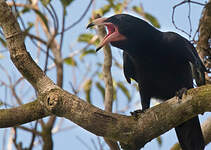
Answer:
[[123, 52, 137, 84], [164, 32, 206, 86]]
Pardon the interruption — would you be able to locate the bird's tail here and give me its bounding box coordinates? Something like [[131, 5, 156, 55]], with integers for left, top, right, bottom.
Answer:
[[175, 116, 205, 150]]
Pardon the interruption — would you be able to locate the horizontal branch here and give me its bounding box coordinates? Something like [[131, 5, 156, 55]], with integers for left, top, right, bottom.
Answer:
[[0, 84, 210, 149], [0, 100, 50, 127], [39, 84, 211, 149], [0, 1, 210, 149]]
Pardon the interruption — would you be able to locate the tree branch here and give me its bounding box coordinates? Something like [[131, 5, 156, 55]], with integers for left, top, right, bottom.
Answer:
[[41, 85, 211, 149], [0, 1, 210, 150], [0, 0, 56, 93], [0, 100, 49, 127], [95, 14, 120, 150], [196, 0, 211, 82], [171, 116, 211, 150], [202, 116, 211, 145]]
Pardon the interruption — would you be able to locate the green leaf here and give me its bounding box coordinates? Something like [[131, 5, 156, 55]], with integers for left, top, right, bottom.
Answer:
[[156, 136, 162, 147], [60, 0, 74, 7], [132, 6, 144, 15], [117, 82, 131, 100], [33, 9, 49, 31], [0, 37, 6, 47], [96, 82, 105, 100], [83, 79, 92, 103], [113, 3, 123, 13], [171, 143, 181, 150], [145, 13, 160, 28], [100, 4, 111, 15], [132, 6, 160, 28], [78, 33, 94, 43], [0, 100, 3, 106], [64, 57, 77, 66], [24, 22, 34, 34], [80, 49, 96, 60], [21, 7, 31, 14], [0, 53, 4, 59], [41, 0, 51, 6], [113, 84, 117, 100]]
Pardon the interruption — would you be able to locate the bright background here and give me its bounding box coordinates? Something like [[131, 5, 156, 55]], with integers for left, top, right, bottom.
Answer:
[[0, 0, 210, 150]]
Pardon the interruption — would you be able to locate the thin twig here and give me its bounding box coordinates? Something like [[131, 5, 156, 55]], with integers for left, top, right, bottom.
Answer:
[[28, 121, 38, 150], [60, 0, 93, 33], [172, 0, 205, 37], [12, 0, 26, 30]]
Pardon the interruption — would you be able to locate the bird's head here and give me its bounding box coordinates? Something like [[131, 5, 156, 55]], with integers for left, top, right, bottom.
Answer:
[[87, 14, 149, 51]]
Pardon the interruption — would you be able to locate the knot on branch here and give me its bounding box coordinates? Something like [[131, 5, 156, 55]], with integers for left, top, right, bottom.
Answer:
[[40, 89, 62, 114]]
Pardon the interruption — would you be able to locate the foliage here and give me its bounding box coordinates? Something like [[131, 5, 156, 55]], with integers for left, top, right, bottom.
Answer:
[[0, 0, 162, 150]]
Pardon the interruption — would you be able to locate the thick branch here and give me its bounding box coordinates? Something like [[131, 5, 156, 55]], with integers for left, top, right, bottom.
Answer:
[[39, 85, 211, 149], [0, 1, 210, 149], [0, 0, 56, 93], [0, 101, 50, 127], [0, 82, 211, 149]]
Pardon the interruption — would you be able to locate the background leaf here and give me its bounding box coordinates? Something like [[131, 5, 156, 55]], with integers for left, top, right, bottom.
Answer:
[[145, 13, 161, 28], [83, 79, 92, 103], [80, 49, 96, 60], [60, 0, 74, 7], [96, 82, 105, 101], [41, 0, 51, 6], [117, 81, 131, 100], [33, 9, 49, 31], [64, 57, 77, 66]]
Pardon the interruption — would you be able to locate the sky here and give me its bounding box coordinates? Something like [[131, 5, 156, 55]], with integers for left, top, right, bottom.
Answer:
[[0, 0, 210, 150]]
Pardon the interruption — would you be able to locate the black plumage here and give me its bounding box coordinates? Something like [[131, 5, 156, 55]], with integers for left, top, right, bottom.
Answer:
[[88, 14, 206, 150]]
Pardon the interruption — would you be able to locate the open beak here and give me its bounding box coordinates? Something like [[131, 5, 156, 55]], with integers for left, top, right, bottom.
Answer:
[[87, 17, 126, 52]]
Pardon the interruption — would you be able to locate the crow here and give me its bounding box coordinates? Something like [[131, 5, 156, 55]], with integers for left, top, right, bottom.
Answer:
[[87, 14, 206, 150]]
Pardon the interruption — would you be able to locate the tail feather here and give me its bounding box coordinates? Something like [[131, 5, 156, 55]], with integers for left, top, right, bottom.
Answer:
[[175, 116, 205, 150]]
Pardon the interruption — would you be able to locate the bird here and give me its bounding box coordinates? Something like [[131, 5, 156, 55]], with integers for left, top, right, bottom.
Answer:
[[87, 14, 206, 150]]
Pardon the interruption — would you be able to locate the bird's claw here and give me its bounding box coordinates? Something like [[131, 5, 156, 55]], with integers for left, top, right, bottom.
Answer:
[[130, 109, 145, 119], [176, 88, 187, 102]]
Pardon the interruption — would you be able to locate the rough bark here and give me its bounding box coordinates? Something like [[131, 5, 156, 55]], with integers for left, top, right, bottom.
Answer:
[[0, 101, 49, 127], [0, 0, 57, 94], [95, 14, 120, 150], [0, 1, 210, 150], [1, 85, 211, 149], [196, 0, 211, 82]]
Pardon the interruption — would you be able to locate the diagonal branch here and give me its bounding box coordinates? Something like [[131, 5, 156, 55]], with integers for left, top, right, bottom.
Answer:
[[0, 0, 56, 93], [39, 85, 211, 149], [0, 1, 210, 150]]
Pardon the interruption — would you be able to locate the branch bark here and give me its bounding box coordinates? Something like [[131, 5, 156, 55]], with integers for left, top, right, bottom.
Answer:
[[0, 0, 57, 94], [95, 14, 120, 150], [0, 100, 49, 127], [0, 1, 210, 150], [196, 0, 211, 82], [1, 85, 211, 149]]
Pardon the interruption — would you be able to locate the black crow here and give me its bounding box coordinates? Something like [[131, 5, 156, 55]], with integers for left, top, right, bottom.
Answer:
[[87, 14, 206, 150]]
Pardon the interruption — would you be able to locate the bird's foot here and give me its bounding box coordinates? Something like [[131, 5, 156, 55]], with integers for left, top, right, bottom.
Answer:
[[176, 88, 187, 102], [130, 109, 145, 119]]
